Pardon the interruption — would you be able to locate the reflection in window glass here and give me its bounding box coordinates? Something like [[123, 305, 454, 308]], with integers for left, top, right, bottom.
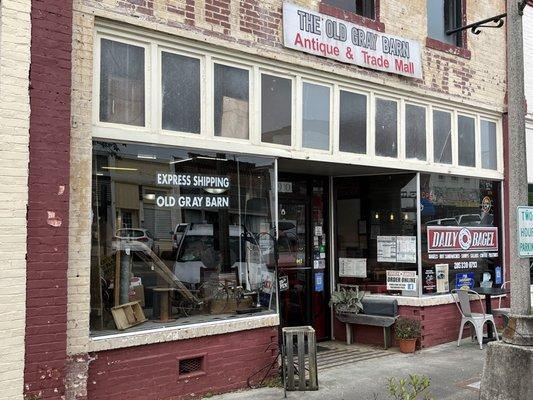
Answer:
[[420, 174, 501, 295], [90, 141, 277, 335], [214, 64, 249, 139], [339, 91, 366, 154], [375, 98, 397, 157], [405, 104, 426, 160], [162, 52, 200, 133], [302, 83, 330, 150], [334, 174, 418, 292], [481, 120, 497, 170], [99, 39, 145, 126], [433, 110, 452, 164], [458, 115, 475, 167], [261, 74, 291, 146]]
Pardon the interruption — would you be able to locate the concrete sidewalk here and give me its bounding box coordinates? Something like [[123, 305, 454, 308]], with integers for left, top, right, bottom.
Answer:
[[210, 339, 485, 400]]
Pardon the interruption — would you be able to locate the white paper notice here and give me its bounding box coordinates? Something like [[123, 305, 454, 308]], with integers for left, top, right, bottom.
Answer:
[[339, 258, 367, 278], [396, 236, 417, 263], [377, 236, 397, 262]]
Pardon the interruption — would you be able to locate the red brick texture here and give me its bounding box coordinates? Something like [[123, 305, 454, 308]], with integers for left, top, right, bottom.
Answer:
[[87, 327, 279, 400], [24, 0, 72, 398], [334, 297, 507, 348]]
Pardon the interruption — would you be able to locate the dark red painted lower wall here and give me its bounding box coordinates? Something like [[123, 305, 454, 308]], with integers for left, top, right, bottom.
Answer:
[[334, 296, 509, 348], [25, 0, 72, 398], [87, 327, 279, 400]]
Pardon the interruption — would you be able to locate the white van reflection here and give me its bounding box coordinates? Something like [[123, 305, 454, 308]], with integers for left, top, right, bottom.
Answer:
[[172, 224, 266, 290]]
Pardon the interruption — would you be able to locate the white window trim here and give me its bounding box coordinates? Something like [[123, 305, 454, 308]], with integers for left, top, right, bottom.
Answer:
[[431, 107, 455, 166], [301, 78, 334, 154], [92, 25, 505, 182], [404, 101, 429, 163], [336, 86, 370, 157], [94, 32, 152, 131], [456, 112, 477, 169], [373, 95, 401, 160]]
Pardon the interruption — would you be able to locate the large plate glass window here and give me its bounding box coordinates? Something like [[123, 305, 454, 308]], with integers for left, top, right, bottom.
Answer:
[[302, 82, 330, 150], [375, 98, 398, 158], [433, 110, 452, 164], [162, 52, 201, 134], [214, 63, 249, 139], [458, 115, 476, 167], [339, 90, 367, 154], [90, 141, 277, 336], [420, 174, 501, 295], [261, 74, 292, 146], [99, 38, 145, 126], [481, 120, 497, 170], [405, 104, 426, 161]]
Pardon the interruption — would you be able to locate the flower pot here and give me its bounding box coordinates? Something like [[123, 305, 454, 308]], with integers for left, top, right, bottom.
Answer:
[[398, 338, 417, 353]]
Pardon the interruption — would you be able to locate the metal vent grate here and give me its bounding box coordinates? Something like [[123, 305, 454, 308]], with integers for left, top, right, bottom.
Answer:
[[179, 356, 203, 375]]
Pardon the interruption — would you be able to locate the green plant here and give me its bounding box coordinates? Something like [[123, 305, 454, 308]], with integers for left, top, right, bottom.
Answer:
[[387, 374, 434, 400], [395, 316, 421, 340], [329, 286, 364, 314]]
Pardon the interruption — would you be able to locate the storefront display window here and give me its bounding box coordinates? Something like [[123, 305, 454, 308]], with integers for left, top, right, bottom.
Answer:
[[405, 104, 426, 161], [339, 90, 366, 154], [420, 174, 501, 295], [334, 174, 418, 294], [261, 74, 292, 146], [90, 141, 277, 335], [375, 98, 398, 158], [433, 110, 452, 164], [214, 63, 250, 139], [162, 51, 201, 133], [99, 39, 145, 126], [302, 82, 330, 150]]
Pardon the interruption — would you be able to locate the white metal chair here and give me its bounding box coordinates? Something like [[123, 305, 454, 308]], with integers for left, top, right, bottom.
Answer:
[[451, 288, 499, 350], [492, 281, 510, 321]]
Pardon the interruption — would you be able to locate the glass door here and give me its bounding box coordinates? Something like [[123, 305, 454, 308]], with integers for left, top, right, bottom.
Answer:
[[278, 201, 312, 327]]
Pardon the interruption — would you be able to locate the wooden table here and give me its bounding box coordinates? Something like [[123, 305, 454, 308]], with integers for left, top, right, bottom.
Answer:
[[471, 286, 509, 341]]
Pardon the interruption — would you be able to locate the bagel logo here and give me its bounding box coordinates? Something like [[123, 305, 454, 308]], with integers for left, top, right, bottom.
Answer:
[[458, 228, 472, 250]]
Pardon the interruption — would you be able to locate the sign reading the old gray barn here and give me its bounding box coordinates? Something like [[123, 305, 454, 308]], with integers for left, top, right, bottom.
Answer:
[[282, 2, 422, 79]]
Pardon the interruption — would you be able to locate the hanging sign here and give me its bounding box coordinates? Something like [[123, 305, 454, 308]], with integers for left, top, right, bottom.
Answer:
[[282, 3, 422, 78], [517, 206, 533, 257]]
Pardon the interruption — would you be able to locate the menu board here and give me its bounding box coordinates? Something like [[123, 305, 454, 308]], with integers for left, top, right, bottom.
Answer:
[[339, 258, 367, 278], [377, 236, 397, 262], [396, 236, 417, 263]]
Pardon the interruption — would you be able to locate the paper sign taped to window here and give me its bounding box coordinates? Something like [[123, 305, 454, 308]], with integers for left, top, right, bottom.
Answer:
[[386, 270, 417, 291]]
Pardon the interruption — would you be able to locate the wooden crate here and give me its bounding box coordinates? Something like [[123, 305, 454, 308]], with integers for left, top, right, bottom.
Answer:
[[111, 301, 147, 330]]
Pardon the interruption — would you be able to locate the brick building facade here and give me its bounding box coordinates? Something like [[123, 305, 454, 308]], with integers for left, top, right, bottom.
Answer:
[[0, 1, 513, 399]]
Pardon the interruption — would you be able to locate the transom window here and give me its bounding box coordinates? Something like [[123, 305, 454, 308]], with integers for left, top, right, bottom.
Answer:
[[323, 0, 375, 19], [95, 34, 502, 176]]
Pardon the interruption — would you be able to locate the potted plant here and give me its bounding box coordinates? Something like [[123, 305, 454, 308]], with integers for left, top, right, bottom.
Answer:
[[395, 316, 421, 354], [329, 286, 365, 315]]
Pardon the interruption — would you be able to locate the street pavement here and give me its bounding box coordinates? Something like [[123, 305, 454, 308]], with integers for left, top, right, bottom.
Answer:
[[210, 339, 485, 400]]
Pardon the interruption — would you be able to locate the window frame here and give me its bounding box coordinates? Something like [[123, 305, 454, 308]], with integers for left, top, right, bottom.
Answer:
[[431, 106, 455, 166], [456, 112, 477, 168], [403, 101, 429, 162], [480, 117, 500, 171], [158, 46, 205, 137], [94, 33, 152, 130], [319, 0, 385, 32], [258, 69, 296, 149], [336, 86, 370, 156], [300, 78, 334, 154], [373, 95, 401, 159], [211, 58, 254, 143]]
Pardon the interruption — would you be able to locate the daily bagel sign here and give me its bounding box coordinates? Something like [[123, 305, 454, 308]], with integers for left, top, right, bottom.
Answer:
[[282, 3, 422, 79], [427, 226, 499, 254]]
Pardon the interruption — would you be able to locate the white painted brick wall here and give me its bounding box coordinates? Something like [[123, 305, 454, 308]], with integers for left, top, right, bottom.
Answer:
[[0, 1, 31, 399]]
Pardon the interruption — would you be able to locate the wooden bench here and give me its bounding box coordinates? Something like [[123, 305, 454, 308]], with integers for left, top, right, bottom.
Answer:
[[336, 298, 399, 349]]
